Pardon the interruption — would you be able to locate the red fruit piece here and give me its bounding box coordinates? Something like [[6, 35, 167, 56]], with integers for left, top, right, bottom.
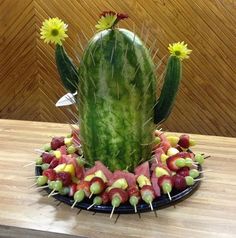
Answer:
[[108, 188, 129, 204], [178, 134, 190, 149], [57, 171, 72, 186], [140, 185, 156, 203], [127, 185, 141, 198], [42, 169, 57, 181], [49, 158, 59, 169], [69, 183, 77, 197], [77, 181, 90, 197], [177, 167, 190, 177], [101, 191, 110, 204], [51, 137, 65, 150], [41, 153, 55, 164], [172, 174, 187, 191], [158, 175, 173, 187]]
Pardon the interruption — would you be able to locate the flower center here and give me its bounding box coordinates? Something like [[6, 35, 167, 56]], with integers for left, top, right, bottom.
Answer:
[[51, 29, 59, 36], [174, 50, 181, 56]]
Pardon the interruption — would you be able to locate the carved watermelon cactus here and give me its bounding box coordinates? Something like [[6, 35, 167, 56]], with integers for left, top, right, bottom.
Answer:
[[40, 12, 191, 172]]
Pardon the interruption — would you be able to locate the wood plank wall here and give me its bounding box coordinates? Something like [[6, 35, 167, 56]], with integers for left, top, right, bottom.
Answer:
[[0, 0, 236, 137]]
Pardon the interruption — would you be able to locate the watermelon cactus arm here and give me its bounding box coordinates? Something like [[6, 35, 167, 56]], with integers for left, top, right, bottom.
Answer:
[[55, 45, 79, 93], [154, 55, 181, 124]]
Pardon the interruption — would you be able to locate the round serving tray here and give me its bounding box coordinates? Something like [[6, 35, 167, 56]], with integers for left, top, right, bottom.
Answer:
[[35, 165, 202, 214]]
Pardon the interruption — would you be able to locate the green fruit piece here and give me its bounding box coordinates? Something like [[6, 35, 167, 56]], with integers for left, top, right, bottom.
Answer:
[[41, 163, 50, 170], [112, 196, 121, 208], [195, 154, 205, 165], [74, 190, 85, 202], [54, 181, 63, 191], [185, 176, 194, 186], [175, 158, 186, 168], [143, 194, 153, 204], [154, 137, 161, 145], [36, 157, 43, 165], [162, 182, 172, 194], [60, 187, 70, 195], [90, 182, 101, 195], [42, 143, 51, 152], [189, 169, 200, 179], [185, 157, 193, 167], [93, 196, 102, 206], [48, 181, 55, 190], [66, 133, 72, 138], [67, 145, 76, 154], [129, 196, 139, 206], [37, 176, 48, 186]]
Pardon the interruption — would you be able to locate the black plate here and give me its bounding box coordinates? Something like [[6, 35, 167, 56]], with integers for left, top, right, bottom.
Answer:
[[35, 166, 202, 214]]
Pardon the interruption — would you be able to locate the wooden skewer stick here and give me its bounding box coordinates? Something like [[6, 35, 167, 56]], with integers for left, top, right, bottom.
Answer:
[[194, 178, 205, 182], [48, 189, 56, 198], [167, 192, 172, 201], [23, 161, 36, 168], [110, 206, 115, 219], [134, 204, 137, 213], [71, 200, 77, 209], [199, 169, 212, 173], [28, 182, 38, 189], [51, 192, 59, 196], [149, 202, 154, 211], [89, 192, 93, 199], [26, 175, 40, 179], [35, 185, 49, 190], [87, 203, 95, 210]]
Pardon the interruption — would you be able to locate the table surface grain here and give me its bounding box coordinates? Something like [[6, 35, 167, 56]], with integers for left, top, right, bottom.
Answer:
[[0, 119, 236, 238]]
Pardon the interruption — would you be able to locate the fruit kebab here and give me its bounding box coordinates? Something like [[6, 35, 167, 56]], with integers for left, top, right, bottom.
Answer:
[[71, 180, 90, 209], [108, 188, 128, 219], [127, 185, 141, 213], [158, 175, 173, 201]]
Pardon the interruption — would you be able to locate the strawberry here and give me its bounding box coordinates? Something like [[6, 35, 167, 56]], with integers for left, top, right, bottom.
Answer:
[[101, 191, 110, 204], [57, 171, 72, 186], [108, 188, 129, 204], [51, 137, 65, 150], [177, 167, 190, 177], [172, 174, 187, 191], [89, 177, 106, 195], [42, 168, 57, 181], [49, 158, 59, 169], [158, 175, 173, 187], [166, 152, 190, 172], [41, 153, 55, 164]]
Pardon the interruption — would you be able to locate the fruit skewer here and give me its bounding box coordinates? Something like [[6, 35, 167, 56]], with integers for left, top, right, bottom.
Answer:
[[140, 185, 156, 210]]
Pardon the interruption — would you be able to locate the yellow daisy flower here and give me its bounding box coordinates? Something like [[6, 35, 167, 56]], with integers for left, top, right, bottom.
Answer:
[[95, 14, 117, 31], [168, 41, 192, 60], [40, 17, 68, 45]]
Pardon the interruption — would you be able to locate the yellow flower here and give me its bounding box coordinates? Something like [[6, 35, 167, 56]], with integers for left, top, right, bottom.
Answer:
[[168, 41, 192, 60], [95, 14, 117, 31], [40, 17, 68, 45]]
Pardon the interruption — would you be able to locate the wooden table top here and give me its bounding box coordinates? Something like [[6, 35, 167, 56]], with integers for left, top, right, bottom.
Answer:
[[0, 119, 236, 238]]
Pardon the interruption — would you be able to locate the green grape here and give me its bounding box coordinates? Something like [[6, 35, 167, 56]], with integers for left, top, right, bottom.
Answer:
[[176, 158, 186, 168], [154, 137, 161, 145], [90, 182, 101, 195], [66, 133, 72, 138], [54, 181, 63, 191], [93, 196, 102, 206], [185, 158, 193, 167], [76, 156, 86, 166], [49, 181, 55, 190], [112, 196, 121, 207], [36, 157, 43, 165], [41, 163, 50, 170], [43, 143, 51, 152], [143, 194, 153, 204], [74, 190, 85, 202], [60, 187, 70, 195], [67, 145, 76, 154], [37, 176, 48, 186], [189, 169, 200, 179], [129, 196, 139, 206], [195, 154, 205, 165], [162, 182, 172, 194], [185, 176, 194, 186]]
